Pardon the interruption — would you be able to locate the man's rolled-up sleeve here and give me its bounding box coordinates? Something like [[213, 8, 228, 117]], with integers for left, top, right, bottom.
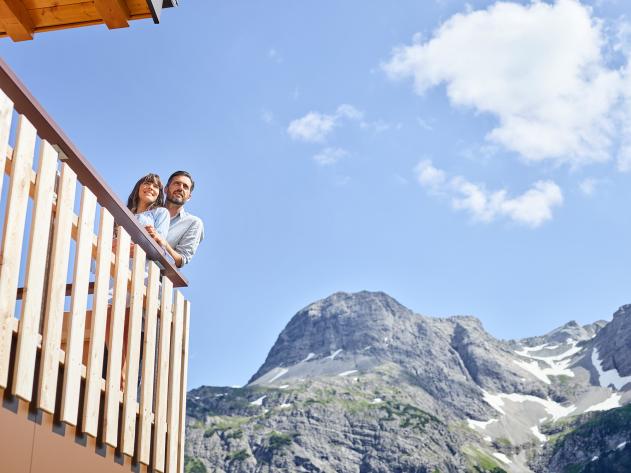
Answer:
[[174, 218, 204, 266]]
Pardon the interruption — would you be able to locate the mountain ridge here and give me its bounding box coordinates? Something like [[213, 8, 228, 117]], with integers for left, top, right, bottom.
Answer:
[[185, 291, 631, 473]]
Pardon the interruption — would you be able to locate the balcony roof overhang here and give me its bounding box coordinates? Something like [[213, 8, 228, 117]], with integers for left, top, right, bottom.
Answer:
[[0, 0, 178, 41]]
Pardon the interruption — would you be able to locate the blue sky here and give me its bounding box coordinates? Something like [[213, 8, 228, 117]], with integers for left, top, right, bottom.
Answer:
[[3, 0, 631, 388]]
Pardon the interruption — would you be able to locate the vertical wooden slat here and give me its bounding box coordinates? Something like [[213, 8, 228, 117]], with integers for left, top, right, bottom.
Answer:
[[82, 207, 114, 437], [38, 163, 77, 413], [121, 244, 146, 456], [166, 290, 184, 473], [60, 186, 97, 425], [178, 301, 191, 473], [0, 115, 36, 389], [138, 261, 160, 465], [104, 226, 131, 447], [12, 140, 58, 400], [152, 276, 173, 472], [0, 90, 13, 198]]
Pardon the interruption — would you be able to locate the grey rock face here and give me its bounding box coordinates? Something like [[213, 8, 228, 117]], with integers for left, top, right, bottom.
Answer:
[[249, 291, 415, 383], [517, 319, 606, 348], [250, 292, 543, 414], [593, 305, 631, 378], [185, 291, 631, 473], [531, 405, 631, 473]]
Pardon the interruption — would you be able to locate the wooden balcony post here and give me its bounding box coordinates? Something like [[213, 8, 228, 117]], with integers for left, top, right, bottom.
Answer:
[[0, 114, 36, 389], [12, 140, 57, 401]]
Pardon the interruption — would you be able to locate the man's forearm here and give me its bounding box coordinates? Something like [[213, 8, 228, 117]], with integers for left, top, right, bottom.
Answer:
[[165, 242, 184, 267]]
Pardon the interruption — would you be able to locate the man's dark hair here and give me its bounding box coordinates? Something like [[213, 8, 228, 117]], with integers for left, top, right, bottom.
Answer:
[[166, 170, 195, 192]]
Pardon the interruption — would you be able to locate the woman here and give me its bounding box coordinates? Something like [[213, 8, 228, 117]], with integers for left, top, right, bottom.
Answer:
[[115, 173, 171, 389], [126, 173, 170, 246]]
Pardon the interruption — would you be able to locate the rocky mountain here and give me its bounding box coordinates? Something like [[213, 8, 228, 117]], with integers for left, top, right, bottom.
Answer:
[[184, 292, 631, 473]]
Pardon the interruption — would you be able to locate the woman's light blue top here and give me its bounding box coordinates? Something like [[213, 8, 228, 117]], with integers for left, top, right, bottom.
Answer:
[[136, 207, 174, 264], [136, 207, 170, 239]]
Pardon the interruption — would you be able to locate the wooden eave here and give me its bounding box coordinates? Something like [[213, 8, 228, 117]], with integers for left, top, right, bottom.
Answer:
[[0, 0, 175, 41]]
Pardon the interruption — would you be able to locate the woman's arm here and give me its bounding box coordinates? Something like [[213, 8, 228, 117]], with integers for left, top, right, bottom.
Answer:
[[153, 207, 170, 239], [146, 208, 180, 266]]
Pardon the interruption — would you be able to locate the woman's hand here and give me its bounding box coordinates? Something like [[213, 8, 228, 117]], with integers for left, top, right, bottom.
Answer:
[[145, 225, 167, 248]]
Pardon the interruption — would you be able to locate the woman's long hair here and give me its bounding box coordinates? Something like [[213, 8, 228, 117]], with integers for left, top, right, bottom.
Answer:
[[127, 173, 165, 213]]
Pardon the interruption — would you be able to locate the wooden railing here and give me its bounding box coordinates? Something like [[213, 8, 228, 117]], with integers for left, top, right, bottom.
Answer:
[[0, 58, 190, 473]]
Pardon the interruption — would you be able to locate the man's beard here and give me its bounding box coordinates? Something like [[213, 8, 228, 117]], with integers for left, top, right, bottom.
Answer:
[[167, 195, 184, 205]]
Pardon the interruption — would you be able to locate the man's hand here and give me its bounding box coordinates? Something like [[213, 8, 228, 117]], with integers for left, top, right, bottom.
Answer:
[[145, 225, 184, 267]]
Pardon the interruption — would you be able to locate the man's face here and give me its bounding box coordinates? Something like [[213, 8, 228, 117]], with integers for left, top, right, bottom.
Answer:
[[166, 175, 193, 206]]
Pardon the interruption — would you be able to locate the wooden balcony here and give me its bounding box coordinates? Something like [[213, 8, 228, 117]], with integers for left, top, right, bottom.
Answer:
[[0, 58, 190, 473], [0, 0, 177, 41]]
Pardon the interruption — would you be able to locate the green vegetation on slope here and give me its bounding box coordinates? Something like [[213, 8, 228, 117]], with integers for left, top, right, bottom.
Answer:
[[543, 405, 631, 472], [184, 456, 207, 473], [463, 446, 508, 473]]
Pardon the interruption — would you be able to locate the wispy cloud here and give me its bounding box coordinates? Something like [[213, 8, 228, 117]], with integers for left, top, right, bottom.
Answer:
[[287, 112, 337, 142], [287, 104, 363, 142], [415, 160, 563, 228], [579, 178, 597, 196], [260, 109, 275, 125], [384, 0, 629, 169], [578, 177, 609, 196], [416, 117, 434, 131], [268, 48, 283, 63], [360, 119, 391, 133], [313, 147, 349, 166], [618, 70, 631, 171]]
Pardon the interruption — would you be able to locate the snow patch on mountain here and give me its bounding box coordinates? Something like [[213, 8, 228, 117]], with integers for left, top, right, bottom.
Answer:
[[592, 348, 631, 390], [513, 342, 580, 384], [530, 425, 547, 442], [492, 452, 512, 465], [301, 353, 316, 363], [268, 368, 289, 383], [250, 395, 266, 406], [327, 349, 343, 360], [483, 391, 576, 421], [467, 418, 498, 431], [584, 392, 622, 413], [338, 370, 358, 377]]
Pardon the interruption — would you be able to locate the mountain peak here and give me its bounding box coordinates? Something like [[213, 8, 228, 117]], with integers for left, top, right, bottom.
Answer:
[[248, 291, 415, 382], [248, 291, 538, 404], [613, 304, 631, 319]]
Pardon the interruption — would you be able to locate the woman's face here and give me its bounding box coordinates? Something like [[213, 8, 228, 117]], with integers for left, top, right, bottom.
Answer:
[[138, 180, 160, 207]]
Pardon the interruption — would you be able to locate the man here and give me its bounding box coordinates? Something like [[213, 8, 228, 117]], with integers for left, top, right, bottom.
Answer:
[[148, 170, 204, 268]]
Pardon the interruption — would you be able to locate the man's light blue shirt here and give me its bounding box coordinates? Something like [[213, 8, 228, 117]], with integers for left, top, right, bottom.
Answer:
[[166, 207, 204, 266]]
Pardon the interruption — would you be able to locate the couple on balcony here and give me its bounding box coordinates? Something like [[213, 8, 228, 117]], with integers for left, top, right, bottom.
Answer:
[[126, 171, 203, 268]]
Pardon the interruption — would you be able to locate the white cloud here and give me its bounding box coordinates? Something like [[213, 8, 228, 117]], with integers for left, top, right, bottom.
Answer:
[[384, 0, 626, 168], [618, 67, 631, 170], [313, 147, 348, 165], [288, 112, 337, 142], [336, 104, 363, 120], [415, 160, 563, 227], [613, 18, 631, 55], [287, 104, 363, 142], [415, 160, 446, 188]]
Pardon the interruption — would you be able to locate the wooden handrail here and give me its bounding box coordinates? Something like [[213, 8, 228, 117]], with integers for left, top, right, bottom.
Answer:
[[0, 57, 187, 287]]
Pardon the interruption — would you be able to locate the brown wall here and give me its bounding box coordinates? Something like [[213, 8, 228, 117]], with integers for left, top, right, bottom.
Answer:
[[0, 393, 147, 473]]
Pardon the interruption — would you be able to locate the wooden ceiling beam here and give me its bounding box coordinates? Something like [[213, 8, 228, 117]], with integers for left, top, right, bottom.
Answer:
[[0, 0, 34, 41], [93, 0, 129, 29]]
